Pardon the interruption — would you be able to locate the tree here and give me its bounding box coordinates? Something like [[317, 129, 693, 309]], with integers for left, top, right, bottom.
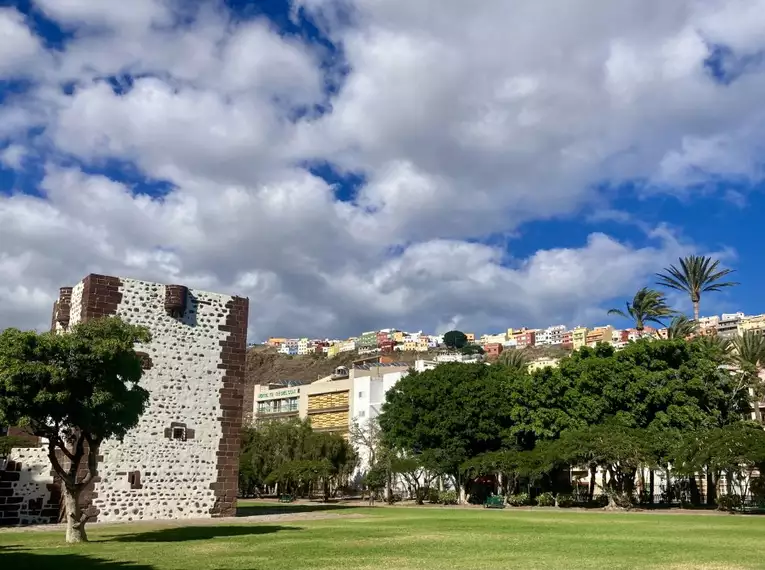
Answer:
[[459, 343, 484, 356], [670, 423, 765, 506], [442, 330, 468, 349], [379, 363, 518, 502], [667, 315, 698, 340], [553, 423, 651, 508], [0, 317, 151, 543], [390, 454, 436, 504], [607, 287, 675, 335], [731, 331, 765, 422], [498, 349, 529, 371], [656, 255, 738, 321], [240, 419, 355, 500]]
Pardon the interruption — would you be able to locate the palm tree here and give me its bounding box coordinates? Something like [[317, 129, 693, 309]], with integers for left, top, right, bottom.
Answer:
[[693, 333, 732, 356], [730, 331, 765, 423], [656, 255, 738, 321], [667, 315, 698, 340], [607, 288, 675, 335], [498, 349, 529, 371]]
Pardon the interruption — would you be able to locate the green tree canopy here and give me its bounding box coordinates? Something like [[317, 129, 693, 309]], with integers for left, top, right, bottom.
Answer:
[[379, 363, 519, 493], [239, 418, 356, 500], [442, 330, 468, 349], [0, 317, 151, 543]]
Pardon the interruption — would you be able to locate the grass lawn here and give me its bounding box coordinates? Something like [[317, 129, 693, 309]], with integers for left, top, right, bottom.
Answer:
[[2, 502, 765, 569]]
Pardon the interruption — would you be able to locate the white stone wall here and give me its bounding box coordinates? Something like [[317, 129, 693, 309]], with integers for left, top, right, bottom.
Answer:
[[90, 278, 234, 523], [69, 281, 84, 327], [5, 447, 55, 525]]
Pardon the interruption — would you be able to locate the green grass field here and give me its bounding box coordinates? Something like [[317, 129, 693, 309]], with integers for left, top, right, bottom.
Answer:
[[2, 502, 765, 569]]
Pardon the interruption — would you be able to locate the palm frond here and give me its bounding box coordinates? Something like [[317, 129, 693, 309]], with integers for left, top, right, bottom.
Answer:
[[667, 315, 698, 340], [608, 288, 676, 331]]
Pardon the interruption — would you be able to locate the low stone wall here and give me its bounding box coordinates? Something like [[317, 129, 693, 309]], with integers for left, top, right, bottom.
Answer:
[[0, 447, 59, 526]]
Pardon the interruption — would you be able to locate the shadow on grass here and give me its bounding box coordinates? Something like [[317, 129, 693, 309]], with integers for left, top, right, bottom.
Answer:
[[0, 545, 154, 570], [111, 524, 300, 543], [236, 502, 357, 517]]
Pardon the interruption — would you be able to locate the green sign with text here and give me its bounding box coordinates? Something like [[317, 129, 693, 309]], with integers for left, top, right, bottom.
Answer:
[[258, 388, 299, 400]]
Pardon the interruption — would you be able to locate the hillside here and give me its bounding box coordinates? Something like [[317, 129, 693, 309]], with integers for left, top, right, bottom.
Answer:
[[244, 346, 439, 387], [244, 344, 573, 388]]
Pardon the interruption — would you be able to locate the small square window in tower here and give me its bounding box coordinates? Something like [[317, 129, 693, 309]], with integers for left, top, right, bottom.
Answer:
[[172, 426, 186, 441]]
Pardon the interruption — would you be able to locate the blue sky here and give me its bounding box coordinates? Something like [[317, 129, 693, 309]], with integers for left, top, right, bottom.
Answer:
[[0, 0, 763, 338]]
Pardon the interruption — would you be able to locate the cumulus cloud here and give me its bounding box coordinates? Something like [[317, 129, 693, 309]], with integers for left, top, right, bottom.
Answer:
[[0, 7, 47, 77], [0, 0, 761, 338]]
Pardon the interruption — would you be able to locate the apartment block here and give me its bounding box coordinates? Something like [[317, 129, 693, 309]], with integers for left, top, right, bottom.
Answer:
[[484, 343, 504, 360], [515, 330, 536, 349], [572, 327, 588, 349], [718, 313, 744, 339], [739, 314, 765, 335], [586, 325, 615, 346]]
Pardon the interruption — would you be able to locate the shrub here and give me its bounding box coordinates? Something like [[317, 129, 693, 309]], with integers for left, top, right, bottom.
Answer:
[[589, 494, 609, 508], [717, 494, 743, 512], [608, 491, 636, 509], [438, 490, 458, 505], [556, 494, 575, 508], [427, 487, 440, 504], [536, 492, 555, 507], [507, 492, 532, 507]]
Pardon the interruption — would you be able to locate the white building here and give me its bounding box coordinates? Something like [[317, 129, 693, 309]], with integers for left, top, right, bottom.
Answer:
[[350, 365, 411, 481], [434, 352, 484, 364]]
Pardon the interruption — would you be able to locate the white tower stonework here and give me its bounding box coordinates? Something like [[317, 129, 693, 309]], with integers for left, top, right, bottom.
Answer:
[[0, 274, 248, 526]]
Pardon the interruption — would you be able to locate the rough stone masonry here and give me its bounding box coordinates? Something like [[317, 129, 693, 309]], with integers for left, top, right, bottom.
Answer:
[[0, 275, 249, 526]]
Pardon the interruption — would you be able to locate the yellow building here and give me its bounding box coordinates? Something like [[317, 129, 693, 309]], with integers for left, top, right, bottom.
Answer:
[[586, 326, 614, 346], [402, 340, 417, 351], [739, 315, 765, 335], [465, 333, 475, 342], [572, 327, 589, 349], [416, 338, 429, 352], [481, 333, 507, 345], [393, 331, 405, 342], [326, 343, 340, 358], [528, 357, 560, 372], [267, 337, 287, 348]]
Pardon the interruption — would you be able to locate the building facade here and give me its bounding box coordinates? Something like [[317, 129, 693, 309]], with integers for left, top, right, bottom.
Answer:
[[5, 274, 248, 527]]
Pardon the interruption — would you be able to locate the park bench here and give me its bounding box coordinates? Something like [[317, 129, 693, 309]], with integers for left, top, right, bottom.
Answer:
[[484, 495, 505, 509], [279, 494, 294, 503]]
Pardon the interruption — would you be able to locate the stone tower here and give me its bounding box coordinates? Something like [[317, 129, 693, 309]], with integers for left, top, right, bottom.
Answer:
[[0, 274, 248, 525]]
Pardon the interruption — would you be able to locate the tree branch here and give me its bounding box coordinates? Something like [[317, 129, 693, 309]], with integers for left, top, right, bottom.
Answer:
[[77, 435, 101, 491], [47, 438, 74, 488]]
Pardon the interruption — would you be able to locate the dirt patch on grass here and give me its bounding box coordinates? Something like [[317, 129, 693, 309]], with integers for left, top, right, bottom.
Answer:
[[0, 511, 369, 534], [651, 563, 750, 570]]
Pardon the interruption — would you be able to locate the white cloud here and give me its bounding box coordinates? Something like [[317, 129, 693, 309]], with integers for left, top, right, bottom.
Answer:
[[0, 144, 27, 169], [0, 8, 46, 77], [34, 0, 174, 33], [0, 0, 760, 338]]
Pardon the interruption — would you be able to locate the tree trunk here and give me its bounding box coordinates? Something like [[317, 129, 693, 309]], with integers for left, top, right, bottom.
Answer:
[[63, 487, 88, 544], [649, 470, 655, 505], [689, 476, 701, 506], [706, 470, 716, 506], [588, 465, 596, 501], [693, 301, 699, 322]]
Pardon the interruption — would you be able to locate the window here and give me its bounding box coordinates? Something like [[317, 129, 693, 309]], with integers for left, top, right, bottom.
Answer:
[[172, 427, 186, 441], [358, 391, 364, 398], [359, 410, 366, 418], [128, 471, 142, 490]]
